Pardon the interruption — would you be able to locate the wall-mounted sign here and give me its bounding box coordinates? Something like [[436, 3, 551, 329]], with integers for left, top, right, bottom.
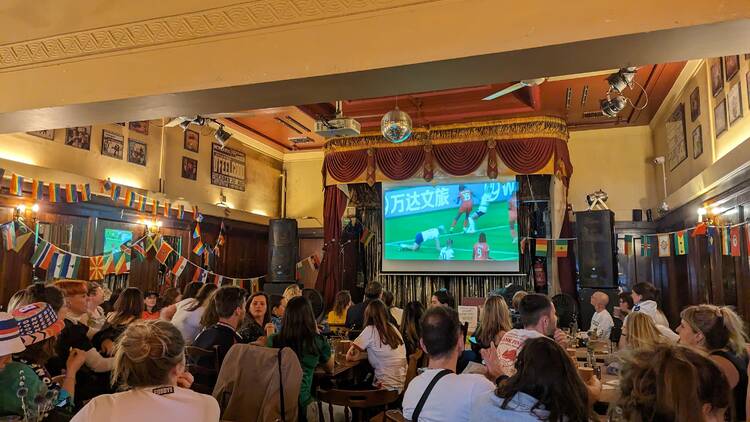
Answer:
[[211, 143, 245, 191]]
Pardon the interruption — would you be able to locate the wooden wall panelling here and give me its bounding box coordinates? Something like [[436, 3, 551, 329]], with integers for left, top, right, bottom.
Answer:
[[737, 224, 750, 322]]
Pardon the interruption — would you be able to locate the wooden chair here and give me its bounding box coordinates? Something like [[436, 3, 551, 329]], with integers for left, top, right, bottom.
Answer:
[[317, 388, 400, 422], [185, 345, 219, 395], [384, 409, 408, 422], [403, 350, 425, 392]]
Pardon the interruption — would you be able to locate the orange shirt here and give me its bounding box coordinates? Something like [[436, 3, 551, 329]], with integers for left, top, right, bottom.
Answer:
[[473, 242, 489, 260], [141, 310, 160, 320]]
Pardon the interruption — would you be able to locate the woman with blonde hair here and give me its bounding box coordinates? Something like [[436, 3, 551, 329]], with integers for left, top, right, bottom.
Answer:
[[622, 311, 667, 349], [610, 343, 730, 421], [677, 304, 748, 420], [282, 284, 302, 303], [72, 320, 219, 421], [473, 296, 512, 351]]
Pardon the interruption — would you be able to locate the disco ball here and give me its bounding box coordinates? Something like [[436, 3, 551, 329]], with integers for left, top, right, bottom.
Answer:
[[381, 107, 413, 143]]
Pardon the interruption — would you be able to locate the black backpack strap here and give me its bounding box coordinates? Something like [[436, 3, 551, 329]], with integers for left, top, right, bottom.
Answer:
[[411, 369, 452, 421], [277, 348, 285, 422]]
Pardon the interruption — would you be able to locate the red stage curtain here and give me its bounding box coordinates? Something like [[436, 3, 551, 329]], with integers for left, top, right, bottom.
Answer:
[[324, 150, 368, 183], [433, 141, 487, 175], [494, 138, 555, 174], [557, 205, 577, 297], [315, 185, 349, 308], [375, 146, 425, 180]]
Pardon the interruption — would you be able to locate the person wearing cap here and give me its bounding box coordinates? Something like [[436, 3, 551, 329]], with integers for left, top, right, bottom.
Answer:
[[10, 303, 86, 408], [0, 311, 44, 418], [142, 291, 161, 320]]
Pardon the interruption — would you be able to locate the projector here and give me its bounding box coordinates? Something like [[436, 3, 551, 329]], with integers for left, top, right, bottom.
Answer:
[[314, 118, 361, 138]]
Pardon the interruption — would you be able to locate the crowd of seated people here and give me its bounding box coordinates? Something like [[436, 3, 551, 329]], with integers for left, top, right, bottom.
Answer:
[[1, 279, 748, 422]]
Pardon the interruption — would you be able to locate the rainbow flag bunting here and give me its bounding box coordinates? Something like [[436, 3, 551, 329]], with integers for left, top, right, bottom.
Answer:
[[673, 230, 688, 255], [110, 184, 121, 201], [31, 180, 44, 200], [534, 238, 548, 257], [192, 223, 201, 239], [79, 184, 91, 201], [177, 205, 185, 219], [49, 184, 60, 203], [65, 184, 78, 203], [171, 256, 188, 277], [192, 206, 200, 221], [192, 239, 205, 256], [137, 196, 146, 212], [554, 240, 568, 258], [151, 199, 158, 216], [125, 190, 135, 208], [162, 202, 170, 218], [9, 174, 23, 196]]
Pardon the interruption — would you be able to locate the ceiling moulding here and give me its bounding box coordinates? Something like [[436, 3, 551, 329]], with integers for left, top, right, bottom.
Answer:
[[0, 0, 439, 71]]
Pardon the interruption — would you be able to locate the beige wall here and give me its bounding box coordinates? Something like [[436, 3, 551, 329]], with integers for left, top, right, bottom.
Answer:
[[568, 126, 658, 220], [283, 152, 324, 228], [0, 122, 282, 224], [651, 56, 750, 208]]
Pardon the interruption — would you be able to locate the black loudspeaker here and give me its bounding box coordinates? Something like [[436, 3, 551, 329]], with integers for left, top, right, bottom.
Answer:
[[267, 218, 298, 284], [575, 210, 617, 288], [578, 287, 620, 331]]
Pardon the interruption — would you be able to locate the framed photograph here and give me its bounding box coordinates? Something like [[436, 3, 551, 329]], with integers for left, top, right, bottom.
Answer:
[[65, 126, 92, 150], [211, 143, 246, 191], [714, 99, 728, 138], [692, 125, 703, 159], [101, 130, 124, 159], [727, 83, 743, 125], [27, 130, 55, 140], [666, 104, 688, 171], [182, 157, 197, 180], [710, 58, 724, 97], [689, 87, 700, 122], [127, 139, 147, 166], [184, 129, 200, 152], [724, 55, 740, 81], [129, 121, 149, 135]]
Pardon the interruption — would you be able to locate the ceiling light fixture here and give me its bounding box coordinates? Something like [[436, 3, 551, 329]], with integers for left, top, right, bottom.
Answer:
[[599, 67, 649, 117], [381, 106, 413, 144], [214, 125, 232, 147]]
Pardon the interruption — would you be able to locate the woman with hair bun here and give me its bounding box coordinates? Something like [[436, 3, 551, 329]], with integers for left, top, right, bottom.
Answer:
[[72, 320, 219, 422], [677, 304, 749, 420]]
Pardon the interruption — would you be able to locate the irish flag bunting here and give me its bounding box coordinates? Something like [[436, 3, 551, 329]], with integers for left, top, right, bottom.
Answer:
[[730, 226, 741, 257], [673, 231, 688, 256], [155, 241, 173, 264], [657, 234, 671, 257], [171, 256, 188, 277], [9, 174, 22, 196], [31, 180, 44, 200], [534, 239, 548, 257]]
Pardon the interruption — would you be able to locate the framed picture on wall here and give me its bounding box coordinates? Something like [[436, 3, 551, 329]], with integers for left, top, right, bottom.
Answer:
[[184, 129, 199, 152], [65, 127, 92, 150], [666, 103, 688, 171], [128, 139, 147, 166], [101, 130, 124, 159], [714, 98, 728, 138], [689, 87, 700, 122], [129, 121, 149, 135], [27, 130, 55, 140], [692, 125, 703, 159], [727, 83, 743, 125], [724, 55, 740, 81], [710, 58, 724, 97], [182, 157, 197, 180]]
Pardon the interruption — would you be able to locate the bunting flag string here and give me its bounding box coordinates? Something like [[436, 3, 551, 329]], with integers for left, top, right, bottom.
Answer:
[[0, 171, 98, 205]]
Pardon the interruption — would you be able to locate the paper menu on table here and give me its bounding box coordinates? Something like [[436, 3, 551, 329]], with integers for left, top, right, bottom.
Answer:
[[458, 305, 479, 334]]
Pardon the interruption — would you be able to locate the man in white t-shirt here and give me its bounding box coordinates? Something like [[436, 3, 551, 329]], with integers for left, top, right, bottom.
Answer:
[[495, 293, 568, 376], [402, 306, 504, 422], [589, 291, 614, 340]]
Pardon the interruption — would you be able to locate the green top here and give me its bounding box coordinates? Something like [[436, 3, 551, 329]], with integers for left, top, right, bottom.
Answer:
[[267, 334, 331, 406], [0, 361, 46, 418]]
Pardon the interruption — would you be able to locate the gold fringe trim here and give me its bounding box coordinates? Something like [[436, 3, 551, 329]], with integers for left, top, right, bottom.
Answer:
[[324, 116, 568, 153]]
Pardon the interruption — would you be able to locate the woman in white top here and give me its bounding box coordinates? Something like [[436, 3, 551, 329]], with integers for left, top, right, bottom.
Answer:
[[347, 299, 407, 391], [171, 283, 217, 345], [72, 320, 219, 422]]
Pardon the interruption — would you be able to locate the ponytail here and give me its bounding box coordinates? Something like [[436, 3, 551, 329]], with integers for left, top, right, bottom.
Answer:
[[718, 306, 748, 356]]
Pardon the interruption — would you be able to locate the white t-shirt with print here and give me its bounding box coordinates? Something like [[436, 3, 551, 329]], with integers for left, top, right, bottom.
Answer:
[[71, 386, 219, 422], [171, 298, 205, 345], [495, 329, 544, 376], [590, 309, 614, 340], [403, 369, 495, 422], [353, 325, 407, 391]]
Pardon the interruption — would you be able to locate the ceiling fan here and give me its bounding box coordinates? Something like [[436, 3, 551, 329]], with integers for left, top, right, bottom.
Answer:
[[482, 78, 547, 101]]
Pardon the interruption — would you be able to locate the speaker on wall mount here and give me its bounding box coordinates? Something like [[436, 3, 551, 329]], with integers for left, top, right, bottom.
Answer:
[[267, 218, 299, 284], [575, 210, 617, 288]]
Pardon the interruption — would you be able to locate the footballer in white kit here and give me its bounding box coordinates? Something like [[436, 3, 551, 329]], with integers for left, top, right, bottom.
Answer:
[[467, 192, 492, 233], [400, 225, 446, 252]]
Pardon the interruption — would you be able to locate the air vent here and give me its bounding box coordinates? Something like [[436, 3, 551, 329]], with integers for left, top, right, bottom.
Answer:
[[565, 88, 573, 110], [289, 136, 314, 144], [580, 85, 589, 107], [582, 110, 607, 119]]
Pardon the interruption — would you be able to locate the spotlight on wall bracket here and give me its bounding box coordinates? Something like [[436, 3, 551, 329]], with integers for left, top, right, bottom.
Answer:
[[600, 95, 628, 117], [214, 125, 231, 147], [607, 67, 638, 93], [599, 67, 648, 117]]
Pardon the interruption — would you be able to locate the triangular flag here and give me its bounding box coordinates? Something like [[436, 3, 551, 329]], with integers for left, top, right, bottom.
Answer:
[[554, 240, 568, 257], [534, 238, 548, 257], [31, 180, 44, 201], [730, 226, 741, 257], [657, 234, 671, 257], [155, 241, 173, 264], [673, 231, 688, 255], [89, 256, 105, 280], [171, 256, 188, 277], [9, 174, 23, 196]]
